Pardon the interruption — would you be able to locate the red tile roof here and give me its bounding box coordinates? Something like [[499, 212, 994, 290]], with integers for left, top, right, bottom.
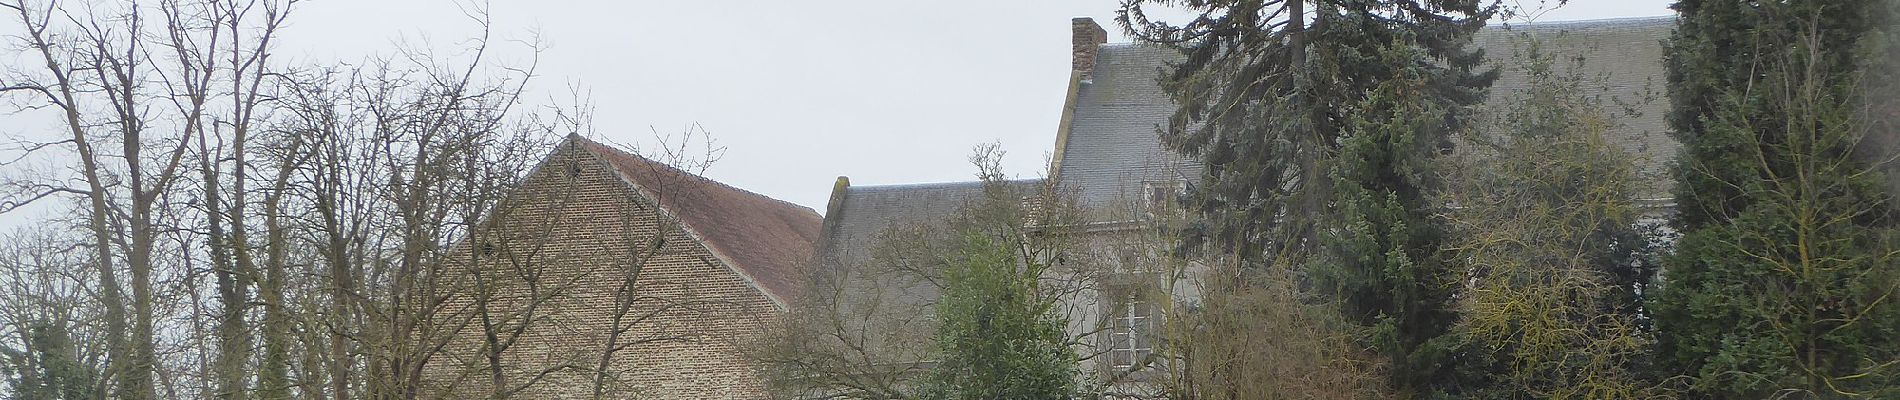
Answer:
[[575, 137, 822, 306]]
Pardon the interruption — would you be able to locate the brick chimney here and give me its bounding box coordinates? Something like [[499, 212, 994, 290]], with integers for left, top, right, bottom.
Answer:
[[1072, 17, 1108, 81]]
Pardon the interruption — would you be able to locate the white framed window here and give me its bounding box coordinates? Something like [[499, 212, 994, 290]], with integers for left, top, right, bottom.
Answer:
[[1106, 292, 1155, 370]]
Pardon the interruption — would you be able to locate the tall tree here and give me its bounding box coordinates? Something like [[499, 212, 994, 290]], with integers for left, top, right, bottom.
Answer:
[[1119, 0, 1497, 394], [917, 165, 1080, 400], [1441, 42, 1664, 398], [1653, 0, 1900, 397], [1117, 0, 1495, 264], [0, 1, 576, 397], [3, 1, 206, 397]]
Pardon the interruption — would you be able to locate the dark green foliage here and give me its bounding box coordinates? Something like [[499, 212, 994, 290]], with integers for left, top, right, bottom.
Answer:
[[1118, 0, 1496, 264], [1654, 0, 1900, 397], [1664, 0, 1892, 230], [1321, 41, 1461, 394], [1120, 0, 1497, 395], [0, 321, 98, 400], [918, 230, 1078, 400]]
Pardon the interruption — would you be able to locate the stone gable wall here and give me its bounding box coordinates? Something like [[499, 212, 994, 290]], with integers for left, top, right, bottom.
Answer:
[[422, 144, 779, 399]]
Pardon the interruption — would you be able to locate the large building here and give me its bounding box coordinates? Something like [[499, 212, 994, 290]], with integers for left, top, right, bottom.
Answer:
[[807, 15, 1678, 397], [430, 15, 1679, 399]]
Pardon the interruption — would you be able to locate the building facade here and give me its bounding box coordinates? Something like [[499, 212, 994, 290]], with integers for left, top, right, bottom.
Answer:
[[806, 15, 1677, 398], [429, 15, 1678, 399]]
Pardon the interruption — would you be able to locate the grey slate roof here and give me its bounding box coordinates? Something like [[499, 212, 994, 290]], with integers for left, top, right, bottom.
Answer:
[[1052, 16, 1679, 212], [1475, 16, 1676, 198], [1055, 43, 1200, 212], [813, 179, 1045, 305], [821, 180, 1003, 272]]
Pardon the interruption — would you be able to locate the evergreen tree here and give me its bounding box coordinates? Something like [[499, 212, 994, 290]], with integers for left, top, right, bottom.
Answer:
[[915, 148, 1081, 400], [1324, 40, 1464, 394], [1120, 0, 1496, 394], [1119, 0, 1496, 265], [1654, 0, 1900, 397], [917, 232, 1079, 400]]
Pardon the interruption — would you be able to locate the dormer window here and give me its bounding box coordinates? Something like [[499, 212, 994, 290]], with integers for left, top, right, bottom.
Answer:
[[1142, 181, 1186, 215]]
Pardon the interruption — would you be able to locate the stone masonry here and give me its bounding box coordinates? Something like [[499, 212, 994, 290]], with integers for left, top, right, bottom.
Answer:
[[422, 136, 821, 399]]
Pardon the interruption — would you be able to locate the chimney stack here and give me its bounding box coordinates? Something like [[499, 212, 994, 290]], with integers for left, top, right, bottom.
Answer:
[[1072, 17, 1108, 80]]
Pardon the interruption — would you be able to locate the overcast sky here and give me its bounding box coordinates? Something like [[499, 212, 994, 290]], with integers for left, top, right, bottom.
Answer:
[[16, 0, 1676, 217]]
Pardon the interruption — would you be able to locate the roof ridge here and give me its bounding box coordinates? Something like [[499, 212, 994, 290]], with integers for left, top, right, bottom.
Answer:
[[847, 178, 1043, 192], [572, 135, 818, 215], [1098, 41, 1167, 49], [1490, 15, 1675, 28]]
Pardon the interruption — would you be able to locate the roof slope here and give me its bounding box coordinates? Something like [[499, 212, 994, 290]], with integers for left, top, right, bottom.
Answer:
[[575, 137, 824, 305], [1056, 43, 1199, 211], [814, 179, 1044, 305], [1474, 17, 1676, 198], [1054, 17, 1678, 207], [821, 181, 1021, 268]]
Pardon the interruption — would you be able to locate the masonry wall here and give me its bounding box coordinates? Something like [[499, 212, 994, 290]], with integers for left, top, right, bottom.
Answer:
[[421, 144, 780, 399]]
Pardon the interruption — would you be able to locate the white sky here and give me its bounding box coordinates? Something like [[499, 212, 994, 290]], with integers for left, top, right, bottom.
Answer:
[[5, 0, 1674, 219]]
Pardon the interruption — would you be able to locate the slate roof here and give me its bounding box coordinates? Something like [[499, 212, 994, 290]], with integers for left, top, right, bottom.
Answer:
[[1054, 42, 1200, 211], [823, 181, 988, 268], [1474, 16, 1676, 198], [1052, 16, 1679, 210], [575, 137, 824, 305], [817, 179, 1044, 272], [812, 179, 1044, 306]]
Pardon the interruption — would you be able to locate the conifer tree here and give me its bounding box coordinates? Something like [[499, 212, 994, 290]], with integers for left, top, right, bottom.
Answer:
[[1120, 0, 1497, 394], [1323, 41, 1464, 394], [1119, 0, 1495, 265], [917, 168, 1080, 400], [1654, 0, 1900, 397], [918, 232, 1079, 400]]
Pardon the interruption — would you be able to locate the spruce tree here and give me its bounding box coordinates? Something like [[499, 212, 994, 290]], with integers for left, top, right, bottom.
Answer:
[[1120, 0, 1496, 394], [1324, 41, 1463, 394], [1119, 0, 1495, 264], [1654, 0, 1900, 397]]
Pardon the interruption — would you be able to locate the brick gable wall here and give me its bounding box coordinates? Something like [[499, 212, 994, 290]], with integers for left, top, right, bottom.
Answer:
[[421, 143, 780, 399]]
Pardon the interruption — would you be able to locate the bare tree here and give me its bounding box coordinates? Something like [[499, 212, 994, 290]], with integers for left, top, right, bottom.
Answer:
[[1437, 39, 1666, 398], [752, 144, 1099, 400], [266, 24, 555, 397], [1075, 170, 1387, 399], [0, 1, 796, 399], [0, 228, 104, 400], [1, 1, 209, 397]]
